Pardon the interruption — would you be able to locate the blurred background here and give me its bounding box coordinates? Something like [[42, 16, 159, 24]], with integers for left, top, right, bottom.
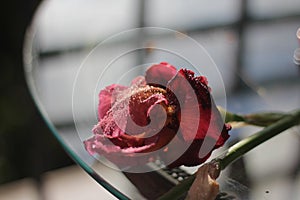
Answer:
[[1, 0, 300, 199]]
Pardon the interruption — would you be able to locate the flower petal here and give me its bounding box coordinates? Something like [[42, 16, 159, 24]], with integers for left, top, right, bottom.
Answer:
[[85, 125, 179, 167], [98, 84, 127, 120], [168, 139, 217, 168], [131, 76, 147, 87], [129, 89, 168, 127], [145, 62, 177, 87], [186, 164, 220, 200], [84, 134, 156, 167], [167, 69, 230, 141], [166, 68, 230, 166], [94, 87, 131, 138]]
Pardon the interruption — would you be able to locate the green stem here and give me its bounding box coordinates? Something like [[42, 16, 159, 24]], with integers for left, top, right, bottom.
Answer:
[[218, 106, 245, 123], [242, 112, 287, 126], [219, 106, 288, 126], [218, 109, 300, 170], [158, 109, 300, 200]]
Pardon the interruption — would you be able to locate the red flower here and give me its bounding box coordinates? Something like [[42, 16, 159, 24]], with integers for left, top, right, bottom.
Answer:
[[84, 62, 231, 168]]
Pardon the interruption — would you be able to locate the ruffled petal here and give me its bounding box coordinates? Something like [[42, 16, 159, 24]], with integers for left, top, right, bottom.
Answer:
[[131, 76, 147, 87], [165, 69, 231, 167], [95, 83, 170, 137], [84, 135, 156, 167], [94, 87, 131, 138], [145, 62, 177, 87], [167, 69, 230, 142], [129, 90, 168, 127], [85, 125, 178, 167], [98, 84, 127, 120]]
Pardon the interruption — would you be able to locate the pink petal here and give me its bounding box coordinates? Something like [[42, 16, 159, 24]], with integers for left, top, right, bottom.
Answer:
[[84, 135, 156, 167], [145, 62, 177, 87], [94, 90, 130, 138], [126, 86, 168, 135], [84, 134, 155, 155], [131, 76, 147, 87], [98, 84, 127, 120], [129, 93, 168, 127]]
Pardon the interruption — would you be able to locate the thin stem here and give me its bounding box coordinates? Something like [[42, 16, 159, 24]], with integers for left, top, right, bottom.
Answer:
[[218, 109, 300, 170], [219, 106, 288, 126], [218, 106, 245, 123], [242, 112, 287, 126]]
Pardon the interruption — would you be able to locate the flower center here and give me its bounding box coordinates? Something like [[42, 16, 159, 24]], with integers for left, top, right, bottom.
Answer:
[[126, 85, 178, 136]]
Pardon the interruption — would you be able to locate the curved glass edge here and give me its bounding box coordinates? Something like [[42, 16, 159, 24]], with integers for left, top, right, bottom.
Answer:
[[22, 19, 130, 200]]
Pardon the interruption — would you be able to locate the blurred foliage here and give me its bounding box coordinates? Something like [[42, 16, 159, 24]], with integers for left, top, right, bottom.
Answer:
[[0, 0, 73, 184]]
